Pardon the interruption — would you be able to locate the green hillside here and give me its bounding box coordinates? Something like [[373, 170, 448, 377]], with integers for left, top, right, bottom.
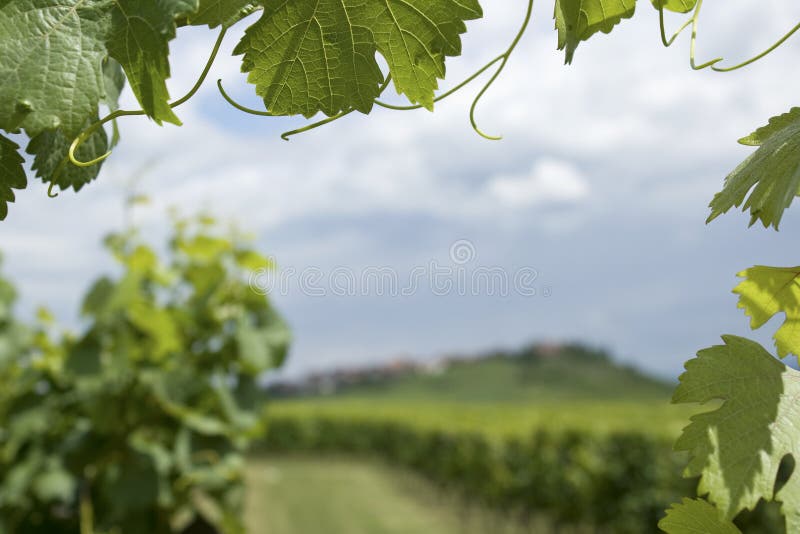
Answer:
[[327, 344, 672, 403]]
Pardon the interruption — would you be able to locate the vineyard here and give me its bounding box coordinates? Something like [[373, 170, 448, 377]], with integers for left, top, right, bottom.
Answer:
[[257, 396, 782, 532], [2, 0, 800, 532], [253, 352, 774, 532]]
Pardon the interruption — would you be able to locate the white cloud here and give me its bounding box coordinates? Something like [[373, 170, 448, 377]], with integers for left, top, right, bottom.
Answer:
[[2, 1, 800, 378], [487, 158, 589, 207]]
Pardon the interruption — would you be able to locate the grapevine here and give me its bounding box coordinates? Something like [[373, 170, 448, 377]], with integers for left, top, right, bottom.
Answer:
[[2, 1, 800, 532]]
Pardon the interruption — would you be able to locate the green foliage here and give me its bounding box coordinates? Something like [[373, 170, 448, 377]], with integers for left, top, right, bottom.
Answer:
[[707, 107, 800, 229], [259, 413, 696, 533], [188, 0, 257, 29], [0, 1, 110, 138], [27, 117, 108, 192], [672, 336, 800, 532], [106, 0, 199, 126], [554, 0, 636, 64], [4, 0, 792, 235], [3, 1, 800, 532], [0, 134, 26, 219], [659, 498, 740, 534], [234, 0, 482, 117], [733, 266, 800, 359], [0, 214, 289, 533], [651, 0, 697, 14]]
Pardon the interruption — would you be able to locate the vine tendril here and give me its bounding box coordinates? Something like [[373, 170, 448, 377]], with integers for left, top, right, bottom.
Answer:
[[279, 111, 355, 141], [688, 0, 723, 70], [660, 0, 799, 73], [373, 56, 504, 112], [469, 0, 534, 140], [280, 76, 394, 140], [65, 27, 229, 171], [374, 0, 534, 140], [216, 79, 278, 117], [711, 21, 800, 72], [228, 0, 534, 141], [658, 6, 693, 48]]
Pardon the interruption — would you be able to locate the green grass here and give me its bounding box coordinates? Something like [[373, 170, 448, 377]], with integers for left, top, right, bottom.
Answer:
[[267, 398, 694, 439], [329, 354, 673, 403], [243, 456, 579, 534], [269, 349, 693, 440]]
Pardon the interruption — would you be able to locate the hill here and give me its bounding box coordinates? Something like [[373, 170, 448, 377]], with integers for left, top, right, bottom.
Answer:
[[275, 343, 673, 403]]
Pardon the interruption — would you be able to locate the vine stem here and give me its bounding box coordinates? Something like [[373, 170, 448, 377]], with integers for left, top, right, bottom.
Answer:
[[219, 0, 534, 141], [374, 0, 535, 140], [658, 5, 692, 48], [469, 0, 535, 140], [80, 480, 94, 534], [689, 0, 722, 70], [217, 76, 393, 140], [660, 0, 799, 73], [711, 20, 800, 72], [65, 27, 229, 172]]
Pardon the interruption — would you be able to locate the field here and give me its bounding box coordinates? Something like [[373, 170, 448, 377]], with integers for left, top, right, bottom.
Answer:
[[266, 349, 695, 440], [266, 398, 694, 440], [247, 351, 708, 533], [243, 456, 592, 534]]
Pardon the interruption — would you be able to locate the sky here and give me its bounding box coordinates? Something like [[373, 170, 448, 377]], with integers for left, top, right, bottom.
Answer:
[[1, 1, 799, 380]]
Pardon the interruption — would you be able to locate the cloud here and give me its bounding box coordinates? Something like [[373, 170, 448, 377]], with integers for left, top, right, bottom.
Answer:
[[2, 1, 800, 380], [487, 158, 589, 207]]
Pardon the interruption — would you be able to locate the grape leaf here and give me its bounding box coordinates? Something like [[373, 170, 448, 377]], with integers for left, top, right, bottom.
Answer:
[[0, 134, 26, 221], [738, 107, 800, 147], [733, 266, 800, 359], [236, 312, 290, 374], [103, 58, 127, 147], [554, 0, 636, 64], [0, 1, 110, 137], [103, 58, 127, 114], [189, 0, 259, 28], [707, 108, 800, 230], [234, 0, 482, 117], [106, 0, 200, 126], [659, 498, 740, 534], [27, 120, 109, 192], [674, 336, 800, 531], [651, 0, 696, 14]]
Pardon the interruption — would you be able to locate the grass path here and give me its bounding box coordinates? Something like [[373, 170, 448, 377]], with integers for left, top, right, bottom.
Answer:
[[244, 456, 533, 534]]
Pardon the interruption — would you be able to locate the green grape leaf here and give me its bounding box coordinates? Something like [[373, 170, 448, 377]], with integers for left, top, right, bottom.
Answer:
[[554, 0, 636, 64], [659, 498, 741, 534], [0, 1, 109, 137], [179, 235, 232, 262], [651, 0, 696, 14], [189, 0, 259, 28], [707, 108, 800, 229], [234, 0, 482, 117], [674, 335, 800, 531], [0, 134, 27, 221], [236, 313, 290, 374], [107, 0, 200, 126], [103, 58, 127, 114], [234, 249, 274, 271], [26, 120, 109, 192], [734, 266, 800, 359], [128, 300, 182, 360], [738, 107, 800, 147], [102, 58, 127, 147], [32, 460, 76, 503]]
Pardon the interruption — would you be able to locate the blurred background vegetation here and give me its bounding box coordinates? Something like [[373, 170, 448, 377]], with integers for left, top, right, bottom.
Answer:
[[0, 213, 783, 533]]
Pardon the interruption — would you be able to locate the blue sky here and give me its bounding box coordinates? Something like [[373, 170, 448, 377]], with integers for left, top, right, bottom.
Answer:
[[1, 1, 799, 379]]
